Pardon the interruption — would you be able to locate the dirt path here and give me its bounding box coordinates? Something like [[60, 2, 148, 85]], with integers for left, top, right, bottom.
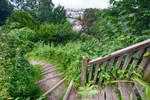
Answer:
[[29, 60, 78, 100]]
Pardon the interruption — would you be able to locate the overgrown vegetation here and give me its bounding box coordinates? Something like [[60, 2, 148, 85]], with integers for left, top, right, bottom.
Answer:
[[78, 82, 99, 100], [6, 11, 39, 30], [25, 33, 150, 88], [38, 22, 76, 42], [0, 27, 42, 99], [0, 0, 150, 99]]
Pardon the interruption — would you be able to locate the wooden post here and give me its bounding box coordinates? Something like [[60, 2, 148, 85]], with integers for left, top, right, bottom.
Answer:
[[143, 59, 150, 82], [63, 80, 74, 100], [81, 56, 88, 86]]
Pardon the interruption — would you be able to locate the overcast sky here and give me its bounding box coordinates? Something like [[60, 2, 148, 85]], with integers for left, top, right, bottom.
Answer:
[[53, 0, 110, 9]]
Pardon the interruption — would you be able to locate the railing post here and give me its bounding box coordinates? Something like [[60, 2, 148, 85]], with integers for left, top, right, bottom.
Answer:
[[143, 59, 150, 81], [81, 56, 88, 86]]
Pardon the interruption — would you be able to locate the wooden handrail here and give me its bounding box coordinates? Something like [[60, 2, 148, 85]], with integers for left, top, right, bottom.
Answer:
[[63, 80, 74, 100], [88, 39, 150, 65], [39, 77, 67, 99], [81, 39, 150, 85]]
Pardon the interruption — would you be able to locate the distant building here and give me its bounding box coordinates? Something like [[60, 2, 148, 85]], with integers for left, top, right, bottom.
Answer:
[[66, 8, 101, 31]]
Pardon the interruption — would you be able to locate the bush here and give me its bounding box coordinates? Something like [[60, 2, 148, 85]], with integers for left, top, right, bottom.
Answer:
[[6, 11, 39, 30], [6, 27, 38, 54], [38, 22, 76, 42], [90, 7, 150, 37], [0, 65, 11, 99], [38, 24, 56, 41], [8, 27, 38, 42], [0, 28, 41, 99], [1, 22, 22, 33], [90, 13, 122, 38]]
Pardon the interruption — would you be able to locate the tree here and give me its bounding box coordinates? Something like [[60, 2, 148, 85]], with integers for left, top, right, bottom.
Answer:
[[10, 0, 39, 18], [38, 0, 66, 24], [7, 11, 39, 30], [38, 0, 54, 23], [81, 8, 101, 34], [10, 0, 38, 10], [10, 0, 66, 24], [109, 0, 150, 34], [0, 0, 13, 25], [52, 5, 66, 24]]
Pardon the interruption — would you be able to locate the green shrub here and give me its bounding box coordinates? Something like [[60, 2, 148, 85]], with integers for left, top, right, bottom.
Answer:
[[5, 56, 41, 99], [38, 24, 56, 41], [6, 27, 38, 54], [0, 27, 41, 99], [90, 15, 121, 38], [8, 27, 38, 42], [38, 22, 76, 42], [90, 8, 150, 38], [0, 65, 11, 99], [1, 22, 23, 33], [6, 11, 39, 30]]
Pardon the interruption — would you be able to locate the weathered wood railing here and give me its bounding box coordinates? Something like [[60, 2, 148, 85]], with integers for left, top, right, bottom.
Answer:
[[81, 39, 150, 85]]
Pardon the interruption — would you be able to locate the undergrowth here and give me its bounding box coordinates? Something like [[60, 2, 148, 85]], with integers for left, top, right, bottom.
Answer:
[[0, 27, 42, 99], [25, 33, 150, 88]]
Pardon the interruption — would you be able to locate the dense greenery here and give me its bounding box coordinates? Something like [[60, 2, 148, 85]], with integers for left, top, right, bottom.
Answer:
[[0, 0, 13, 25], [0, 0, 150, 99], [25, 0, 150, 89], [38, 22, 76, 42], [81, 8, 101, 34], [0, 27, 42, 99], [26, 33, 150, 88], [0, 0, 71, 98], [10, 0, 66, 24], [109, 0, 150, 35], [7, 11, 39, 30]]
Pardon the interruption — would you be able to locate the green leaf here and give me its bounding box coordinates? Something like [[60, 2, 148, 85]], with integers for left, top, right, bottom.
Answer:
[[89, 90, 99, 95], [146, 87, 150, 100], [132, 78, 148, 87], [143, 52, 150, 57]]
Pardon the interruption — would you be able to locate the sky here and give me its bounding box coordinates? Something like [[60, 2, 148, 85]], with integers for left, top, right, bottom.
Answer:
[[53, 0, 110, 9]]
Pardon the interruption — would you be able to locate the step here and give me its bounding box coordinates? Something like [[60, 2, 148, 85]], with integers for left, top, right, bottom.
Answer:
[[39, 77, 67, 99], [36, 73, 63, 84]]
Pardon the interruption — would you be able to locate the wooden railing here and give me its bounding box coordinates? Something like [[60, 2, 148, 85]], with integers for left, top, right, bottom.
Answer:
[[81, 39, 150, 85]]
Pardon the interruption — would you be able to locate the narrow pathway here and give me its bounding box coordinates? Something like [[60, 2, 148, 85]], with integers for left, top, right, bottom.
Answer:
[[29, 60, 78, 100]]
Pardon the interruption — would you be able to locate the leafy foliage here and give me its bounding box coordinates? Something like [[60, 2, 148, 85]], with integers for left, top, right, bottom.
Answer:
[[0, 65, 11, 99], [38, 22, 76, 42], [1, 22, 23, 33], [52, 5, 66, 24], [26, 33, 149, 88], [0, 27, 41, 99], [0, 0, 13, 25], [38, 0, 54, 23], [7, 11, 39, 30], [109, 0, 150, 35], [8, 27, 38, 42], [1, 0, 150, 99], [78, 82, 99, 100], [132, 78, 150, 100], [10, 0, 38, 11], [81, 8, 101, 34], [10, 0, 66, 24]]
